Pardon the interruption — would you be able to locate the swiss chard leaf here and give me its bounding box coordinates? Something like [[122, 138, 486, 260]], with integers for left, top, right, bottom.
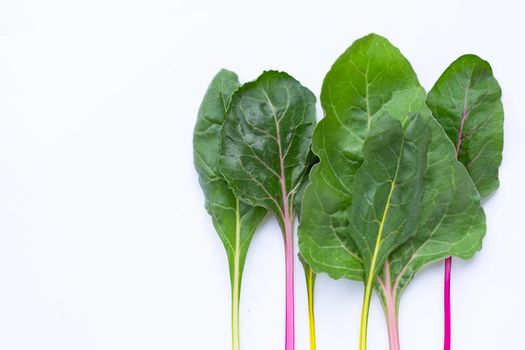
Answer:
[[219, 71, 317, 223], [219, 71, 316, 350], [193, 69, 267, 350], [427, 54, 504, 199], [298, 34, 486, 348], [426, 54, 504, 350]]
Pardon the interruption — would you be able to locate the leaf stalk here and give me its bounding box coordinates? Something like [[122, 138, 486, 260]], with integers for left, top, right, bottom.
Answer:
[[283, 206, 295, 350], [359, 275, 373, 350], [380, 261, 400, 350], [232, 199, 241, 350], [444, 256, 452, 350]]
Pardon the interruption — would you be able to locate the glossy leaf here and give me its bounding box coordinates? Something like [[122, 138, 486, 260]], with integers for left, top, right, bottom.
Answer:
[[193, 69, 267, 350], [427, 54, 504, 199], [219, 71, 317, 224], [219, 71, 316, 350]]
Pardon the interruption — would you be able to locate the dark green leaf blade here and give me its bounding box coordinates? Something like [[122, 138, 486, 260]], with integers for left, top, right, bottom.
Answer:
[[426, 55, 504, 199], [219, 71, 317, 222], [193, 69, 266, 290]]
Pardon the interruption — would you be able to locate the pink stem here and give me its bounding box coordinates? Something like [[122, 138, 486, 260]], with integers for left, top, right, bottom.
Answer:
[[382, 261, 400, 350], [444, 256, 452, 350], [385, 298, 400, 350], [283, 204, 295, 350]]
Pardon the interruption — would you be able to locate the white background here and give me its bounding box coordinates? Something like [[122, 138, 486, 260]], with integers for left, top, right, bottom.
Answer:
[[1, 0, 524, 349]]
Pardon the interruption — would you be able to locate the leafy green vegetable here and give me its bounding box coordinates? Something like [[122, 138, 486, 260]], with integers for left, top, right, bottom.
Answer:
[[298, 34, 486, 350], [427, 55, 504, 199], [193, 69, 267, 350], [219, 71, 316, 350], [427, 54, 504, 350]]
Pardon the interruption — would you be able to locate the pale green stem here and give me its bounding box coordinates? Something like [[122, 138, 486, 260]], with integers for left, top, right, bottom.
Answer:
[[232, 199, 241, 350]]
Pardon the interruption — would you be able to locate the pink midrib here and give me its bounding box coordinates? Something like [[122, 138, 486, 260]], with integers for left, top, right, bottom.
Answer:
[[455, 109, 469, 157], [274, 110, 295, 350]]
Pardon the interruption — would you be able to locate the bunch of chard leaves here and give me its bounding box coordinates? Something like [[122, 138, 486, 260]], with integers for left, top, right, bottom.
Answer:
[[298, 34, 486, 350], [193, 69, 267, 350], [426, 54, 504, 350], [219, 71, 317, 350]]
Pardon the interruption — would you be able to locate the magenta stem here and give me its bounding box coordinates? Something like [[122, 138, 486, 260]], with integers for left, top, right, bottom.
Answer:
[[444, 256, 452, 350]]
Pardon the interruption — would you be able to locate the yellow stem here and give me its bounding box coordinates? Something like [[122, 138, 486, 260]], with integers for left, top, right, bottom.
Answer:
[[307, 267, 316, 350]]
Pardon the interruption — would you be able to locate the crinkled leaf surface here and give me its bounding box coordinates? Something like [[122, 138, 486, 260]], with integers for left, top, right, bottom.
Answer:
[[219, 71, 316, 224], [193, 69, 266, 289], [298, 34, 485, 309], [427, 54, 504, 199]]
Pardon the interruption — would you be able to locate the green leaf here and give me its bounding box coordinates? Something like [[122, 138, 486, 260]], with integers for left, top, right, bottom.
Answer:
[[193, 69, 267, 350], [297, 33, 486, 345], [427, 54, 504, 199], [219, 71, 317, 223], [219, 70, 316, 349]]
